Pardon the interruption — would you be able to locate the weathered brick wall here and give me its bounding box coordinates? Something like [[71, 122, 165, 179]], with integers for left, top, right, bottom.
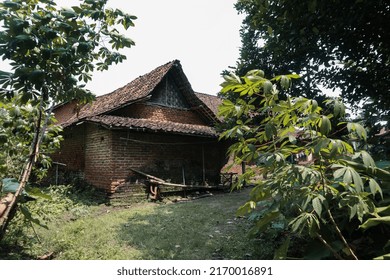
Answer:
[[51, 124, 85, 171], [53, 100, 78, 124], [111, 103, 207, 125], [110, 131, 228, 191], [83, 123, 113, 191], [52, 118, 228, 195]]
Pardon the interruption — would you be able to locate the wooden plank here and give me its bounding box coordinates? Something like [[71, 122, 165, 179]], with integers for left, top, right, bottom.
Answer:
[[129, 168, 166, 183], [148, 179, 219, 189]]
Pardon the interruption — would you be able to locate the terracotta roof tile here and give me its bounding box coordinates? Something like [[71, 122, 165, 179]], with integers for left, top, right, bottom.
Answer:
[[63, 61, 176, 125], [86, 115, 218, 137], [195, 92, 222, 118], [59, 60, 222, 137]]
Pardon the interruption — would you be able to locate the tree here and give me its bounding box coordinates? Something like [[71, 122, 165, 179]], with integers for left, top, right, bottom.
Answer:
[[233, 0, 390, 124], [0, 0, 136, 240], [219, 70, 390, 259]]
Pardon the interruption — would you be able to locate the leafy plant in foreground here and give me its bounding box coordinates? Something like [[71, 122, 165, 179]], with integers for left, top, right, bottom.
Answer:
[[0, 0, 136, 240], [218, 70, 390, 259]]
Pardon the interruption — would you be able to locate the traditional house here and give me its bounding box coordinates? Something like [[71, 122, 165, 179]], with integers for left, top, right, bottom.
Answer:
[[52, 60, 229, 196]]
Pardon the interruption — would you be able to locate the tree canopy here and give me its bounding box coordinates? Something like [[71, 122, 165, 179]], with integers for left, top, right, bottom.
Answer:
[[0, 0, 136, 240], [234, 0, 390, 125], [219, 69, 390, 259], [0, 0, 136, 105]]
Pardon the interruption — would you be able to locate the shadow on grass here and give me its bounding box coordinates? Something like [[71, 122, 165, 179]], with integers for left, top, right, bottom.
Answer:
[[116, 192, 275, 260]]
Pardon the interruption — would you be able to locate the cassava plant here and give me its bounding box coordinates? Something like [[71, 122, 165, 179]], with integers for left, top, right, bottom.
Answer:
[[218, 70, 390, 259], [0, 0, 136, 241]]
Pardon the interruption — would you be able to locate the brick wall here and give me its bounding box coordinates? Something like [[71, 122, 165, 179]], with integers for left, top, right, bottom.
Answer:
[[53, 100, 78, 124], [110, 131, 228, 191], [51, 124, 85, 171], [52, 120, 228, 195], [111, 103, 207, 125], [83, 123, 113, 191]]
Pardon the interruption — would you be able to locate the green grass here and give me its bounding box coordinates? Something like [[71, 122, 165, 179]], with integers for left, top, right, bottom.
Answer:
[[1, 187, 277, 260]]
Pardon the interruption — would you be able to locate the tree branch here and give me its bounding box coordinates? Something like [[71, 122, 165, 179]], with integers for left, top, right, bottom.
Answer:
[[327, 209, 359, 260]]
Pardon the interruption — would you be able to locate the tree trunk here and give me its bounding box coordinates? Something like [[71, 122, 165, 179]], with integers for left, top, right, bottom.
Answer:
[[0, 104, 44, 242]]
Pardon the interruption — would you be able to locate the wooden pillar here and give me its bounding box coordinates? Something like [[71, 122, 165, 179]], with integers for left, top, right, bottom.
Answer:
[[202, 144, 206, 184], [241, 161, 246, 187]]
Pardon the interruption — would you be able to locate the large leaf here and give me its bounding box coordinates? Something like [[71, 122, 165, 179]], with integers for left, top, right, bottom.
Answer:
[[319, 115, 332, 135], [374, 253, 390, 260], [368, 178, 382, 197], [347, 122, 367, 141], [360, 216, 390, 230], [253, 210, 280, 232], [312, 197, 323, 216], [361, 151, 376, 169], [25, 187, 52, 200]]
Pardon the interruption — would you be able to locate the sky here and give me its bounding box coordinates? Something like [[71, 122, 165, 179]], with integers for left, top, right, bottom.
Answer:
[[48, 0, 245, 96]]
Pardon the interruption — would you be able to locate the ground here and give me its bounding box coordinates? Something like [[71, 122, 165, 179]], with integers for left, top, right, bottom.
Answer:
[[0, 186, 280, 260]]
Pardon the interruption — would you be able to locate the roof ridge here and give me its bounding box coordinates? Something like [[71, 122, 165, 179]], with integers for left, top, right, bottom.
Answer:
[[73, 60, 178, 120], [96, 60, 179, 100], [56, 60, 223, 127]]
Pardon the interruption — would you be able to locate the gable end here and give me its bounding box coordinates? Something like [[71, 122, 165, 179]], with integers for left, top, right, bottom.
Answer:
[[147, 74, 190, 109]]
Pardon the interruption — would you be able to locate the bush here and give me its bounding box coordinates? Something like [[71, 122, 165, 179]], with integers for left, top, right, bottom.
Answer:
[[219, 70, 390, 259]]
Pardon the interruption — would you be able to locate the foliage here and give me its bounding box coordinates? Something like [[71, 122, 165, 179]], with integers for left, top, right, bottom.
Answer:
[[0, 187, 271, 260], [233, 0, 390, 124], [0, 183, 105, 259], [219, 69, 390, 259], [0, 0, 136, 240], [0, 100, 62, 180], [0, 0, 136, 105]]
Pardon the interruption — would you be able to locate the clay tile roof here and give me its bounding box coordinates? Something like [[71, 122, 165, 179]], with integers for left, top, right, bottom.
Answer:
[[195, 92, 222, 118], [86, 115, 218, 137], [59, 60, 222, 137], [63, 60, 176, 125]]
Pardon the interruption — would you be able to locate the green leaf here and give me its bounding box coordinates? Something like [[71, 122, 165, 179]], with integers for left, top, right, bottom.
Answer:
[[347, 122, 367, 141], [2, 1, 22, 9], [267, 26, 273, 36], [265, 123, 277, 140], [274, 237, 290, 260], [333, 100, 345, 117], [311, 99, 318, 112], [61, 8, 78, 19], [374, 253, 390, 260], [368, 178, 382, 197], [376, 205, 390, 216], [263, 80, 273, 94], [319, 115, 331, 135], [350, 168, 364, 192], [360, 216, 390, 230], [254, 210, 280, 232], [24, 187, 52, 200], [361, 151, 376, 169], [286, 73, 300, 79], [236, 201, 256, 216], [314, 138, 330, 154], [19, 205, 48, 229], [312, 197, 323, 216], [280, 75, 290, 89]]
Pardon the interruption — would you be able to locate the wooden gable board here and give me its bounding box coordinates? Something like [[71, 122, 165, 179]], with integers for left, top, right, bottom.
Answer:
[[148, 73, 190, 109]]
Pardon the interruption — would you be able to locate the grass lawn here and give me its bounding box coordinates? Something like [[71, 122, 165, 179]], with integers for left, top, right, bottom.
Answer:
[[1, 187, 277, 260]]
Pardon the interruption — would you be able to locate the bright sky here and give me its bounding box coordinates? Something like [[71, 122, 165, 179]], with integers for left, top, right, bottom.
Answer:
[[55, 0, 245, 96]]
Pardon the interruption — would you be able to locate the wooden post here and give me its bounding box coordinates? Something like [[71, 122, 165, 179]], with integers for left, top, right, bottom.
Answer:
[[202, 145, 205, 185], [241, 161, 246, 187], [182, 166, 186, 185]]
